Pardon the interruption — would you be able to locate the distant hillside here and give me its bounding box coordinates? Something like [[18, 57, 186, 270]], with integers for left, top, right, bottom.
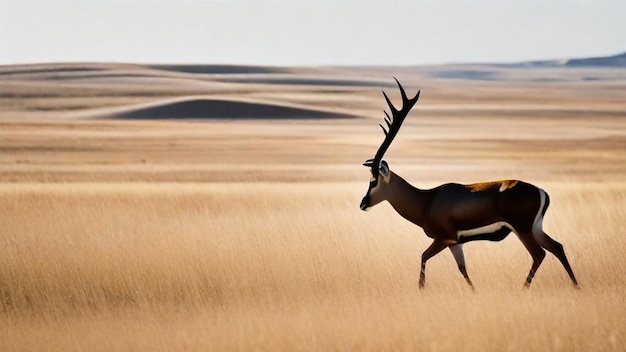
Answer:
[[565, 52, 626, 67], [83, 98, 359, 120]]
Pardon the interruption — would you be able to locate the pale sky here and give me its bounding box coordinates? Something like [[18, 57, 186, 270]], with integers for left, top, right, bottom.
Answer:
[[1, 0, 624, 66]]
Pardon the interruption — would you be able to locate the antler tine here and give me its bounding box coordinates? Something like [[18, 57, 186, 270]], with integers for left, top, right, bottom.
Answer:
[[383, 77, 420, 118], [395, 77, 420, 113], [394, 77, 409, 109], [384, 111, 392, 126], [379, 111, 392, 136], [382, 90, 399, 116]]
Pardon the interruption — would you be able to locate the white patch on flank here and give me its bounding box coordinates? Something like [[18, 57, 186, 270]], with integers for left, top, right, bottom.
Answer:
[[532, 188, 546, 235], [457, 222, 513, 239]]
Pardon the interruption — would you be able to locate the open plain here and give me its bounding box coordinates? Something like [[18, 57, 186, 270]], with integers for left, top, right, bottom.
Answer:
[[1, 63, 625, 351]]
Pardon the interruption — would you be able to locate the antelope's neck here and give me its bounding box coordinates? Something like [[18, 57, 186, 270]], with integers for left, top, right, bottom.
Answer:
[[388, 172, 427, 227]]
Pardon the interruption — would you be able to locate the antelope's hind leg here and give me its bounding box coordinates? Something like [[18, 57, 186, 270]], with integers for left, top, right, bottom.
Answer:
[[449, 244, 475, 291], [517, 232, 546, 288], [534, 230, 579, 288]]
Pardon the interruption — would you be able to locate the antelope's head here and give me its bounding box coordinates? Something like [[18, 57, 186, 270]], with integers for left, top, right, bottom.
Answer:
[[360, 78, 420, 211], [360, 159, 392, 210]]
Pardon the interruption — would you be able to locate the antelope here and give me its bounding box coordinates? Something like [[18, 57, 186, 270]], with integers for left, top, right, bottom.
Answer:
[[360, 78, 579, 290]]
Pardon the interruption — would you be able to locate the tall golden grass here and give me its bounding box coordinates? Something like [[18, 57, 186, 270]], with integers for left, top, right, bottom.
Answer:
[[1, 63, 625, 351], [1, 181, 624, 351]]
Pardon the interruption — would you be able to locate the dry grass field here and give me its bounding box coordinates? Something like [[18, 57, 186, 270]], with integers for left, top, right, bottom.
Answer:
[[1, 63, 625, 351]]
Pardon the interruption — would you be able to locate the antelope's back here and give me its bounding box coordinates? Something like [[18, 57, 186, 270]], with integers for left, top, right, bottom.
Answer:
[[429, 180, 541, 231]]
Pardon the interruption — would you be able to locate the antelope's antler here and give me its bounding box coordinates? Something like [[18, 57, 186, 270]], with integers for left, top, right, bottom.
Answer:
[[364, 77, 420, 179]]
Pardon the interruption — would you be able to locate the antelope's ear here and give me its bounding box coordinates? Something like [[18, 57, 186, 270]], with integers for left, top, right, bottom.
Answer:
[[379, 160, 389, 176]]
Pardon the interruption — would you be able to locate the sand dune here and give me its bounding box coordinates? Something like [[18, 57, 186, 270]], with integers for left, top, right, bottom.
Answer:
[[85, 97, 358, 120], [0, 63, 111, 76], [215, 76, 395, 87], [148, 64, 288, 75]]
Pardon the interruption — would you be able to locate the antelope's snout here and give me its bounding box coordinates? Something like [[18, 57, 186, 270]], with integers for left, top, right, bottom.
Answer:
[[360, 195, 369, 211]]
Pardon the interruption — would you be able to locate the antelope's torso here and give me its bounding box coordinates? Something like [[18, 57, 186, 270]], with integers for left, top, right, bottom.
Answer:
[[388, 175, 545, 244]]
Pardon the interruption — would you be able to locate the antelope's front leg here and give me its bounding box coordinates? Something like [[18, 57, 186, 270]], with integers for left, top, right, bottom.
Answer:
[[419, 239, 450, 289]]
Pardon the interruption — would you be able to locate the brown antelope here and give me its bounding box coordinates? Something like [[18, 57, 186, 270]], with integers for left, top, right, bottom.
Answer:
[[360, 78, 579, 290]]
